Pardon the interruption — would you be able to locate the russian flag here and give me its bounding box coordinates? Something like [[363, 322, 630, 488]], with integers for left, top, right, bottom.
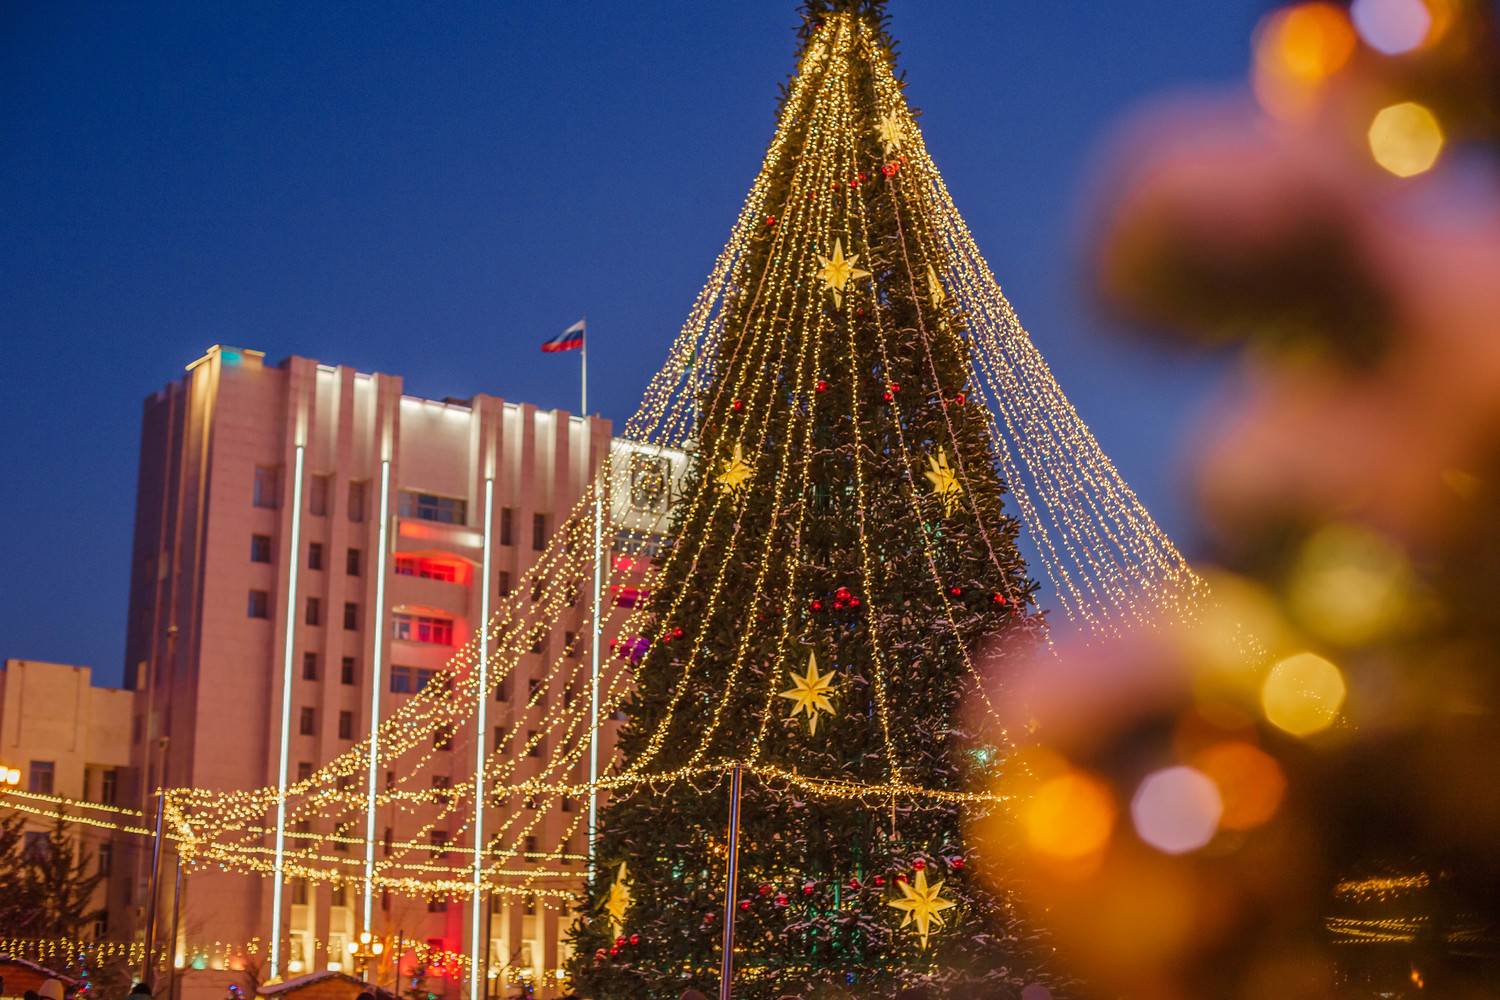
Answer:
[[542, 319, 586, 353]]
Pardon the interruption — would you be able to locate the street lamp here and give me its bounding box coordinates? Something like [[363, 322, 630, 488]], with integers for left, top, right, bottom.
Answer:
[[345, 932, 385, 980]]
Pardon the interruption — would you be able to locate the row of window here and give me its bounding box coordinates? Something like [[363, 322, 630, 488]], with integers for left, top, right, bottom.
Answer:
[[21, 761, 118, 805], [251, 535, 364, 575], [254, 467, 369, 521], [255, 470, 555, 553]]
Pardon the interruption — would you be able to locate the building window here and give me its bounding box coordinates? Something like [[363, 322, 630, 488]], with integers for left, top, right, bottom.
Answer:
[[530, 578, 544, 603], [430, 831, 449, 860], [527, 732, 542, 758], [434, 725, 454, 751], [98, 842, 113, 876], [292, 880, 309, 906], [302, 652, 318, 681], [253, 466, 280, 509], [528, 678, 544, 704], [427, 898, 448, 914], [524, 836, 537, 857], [297, 762, 313, 781], [532, 513, 547, 551], [28, 761, 54, 795], [348, 481, 367, 523], [394, 556, 458, 582], [341, 657, 356, 685], [495, 676, 511, 703], [308, 542, 324, 571], [382, 827, 393, 856], [561, 796, 575, 813], [23, 831, 50, 860], [432, 774, 452, 805], [398, 491, 467, 525], [530, 636, 547, 657], [248, 590, 270, 619], [565, 631, 578, 658], [338, 711, 354, 740], [500, 507, 515, 546], [390, 665, 438, 694], [305, 597, 321, 626], [494, 727, 507, 752], [392, 613, 454, 645], [250, 534, 273, 563], [346, 548, 362, 576], [343, 602, 360, 631], [497, 571, 511, 596], [309, 474, 331, 516], [299, 707, 315, 736], [99, 768, 118, 806]]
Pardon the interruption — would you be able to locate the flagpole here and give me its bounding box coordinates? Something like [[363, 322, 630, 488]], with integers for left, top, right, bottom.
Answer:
[[580, 316, 588, 416]]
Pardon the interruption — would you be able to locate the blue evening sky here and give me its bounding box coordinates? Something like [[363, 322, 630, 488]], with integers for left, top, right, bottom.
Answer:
[[1, 3, 1253, 686]]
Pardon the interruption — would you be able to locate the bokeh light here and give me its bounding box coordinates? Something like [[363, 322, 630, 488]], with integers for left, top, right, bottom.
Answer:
[[1253, 3, 1358, 117], [1130, 766, 1223, 855], [1287, 523, 1412, 645], [1262, 652, 1346, 736], [1351, 0, 1433, 55], [1368, 101, 1445, 177], [1023, 770, 1116, 862], [1193, 741, 1287, 830]]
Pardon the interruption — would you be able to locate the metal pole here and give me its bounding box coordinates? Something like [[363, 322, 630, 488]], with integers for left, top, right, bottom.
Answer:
[[141, 788, 166, 986], [718, 765, 744, 1000], [483, 894, 495, 1000], [580, 316, 588, 416], [166, 855, 183, 1000], [270, 443, 307, 980], [587, 476, 604, 877], [469, 478, 495, 1000]]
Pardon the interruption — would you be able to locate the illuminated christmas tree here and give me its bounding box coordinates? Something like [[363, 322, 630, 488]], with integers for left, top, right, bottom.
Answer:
[[570, 2, 1060, 995]]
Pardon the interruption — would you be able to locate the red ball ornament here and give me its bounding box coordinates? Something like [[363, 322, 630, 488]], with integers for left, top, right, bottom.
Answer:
[[835, 586, 852, 601], [896, 874, 908, 884], [858, 171, 868, 182], [950, 857, 966, 870], [673, 626, 683, 638], [609, 946, 619, 957], [766, 214, 777, 226], [882, 390, 893, 402], [856, 307, 865, 317], [950, 586, 962, 597], [890, 381, 901, 393], [992, 593, 1008, 605], [872, 874, 886, 887], [802, 882, 816, 896], [595, 948, 608, 962], [758, 883, 772, 896], [810, 599, 823, 612], [703, 912, 715, 923], [731, 399, 744, 412], [739, 899, 751, 911], [629, 933, 641, 945], [913, 858, 927, 871], [615, 936, 626, 947], [882, 162, 898, 177], [849, 597, 861, 608], [955, 392, 967, 405], [848, 877, 862, 889], [815, 379, 829, 393], [774, 892, 790, 907]]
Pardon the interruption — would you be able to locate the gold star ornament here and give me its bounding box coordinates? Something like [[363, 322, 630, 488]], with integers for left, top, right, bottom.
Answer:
[[717, 442, 754, 495], [604, 862, 632, 937], [887, 867, 957, 950], [926, 263, 947, 306], [923, 448, 963, 516], [815, 239, 871, 309], [876, 112, 904, 155], [779, 650, 837, 735]]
